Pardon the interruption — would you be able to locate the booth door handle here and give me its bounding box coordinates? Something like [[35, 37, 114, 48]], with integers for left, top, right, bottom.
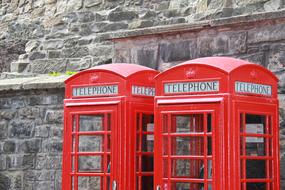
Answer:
[[156, 185, 161, 190], [112, 180, 117, 190]]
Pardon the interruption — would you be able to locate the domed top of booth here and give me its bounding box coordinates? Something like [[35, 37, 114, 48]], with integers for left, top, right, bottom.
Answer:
[[66, 63, 156, 83], [65, 63, 159, 99], [155, 57, 278, 98], [157, 57, 277, 77]]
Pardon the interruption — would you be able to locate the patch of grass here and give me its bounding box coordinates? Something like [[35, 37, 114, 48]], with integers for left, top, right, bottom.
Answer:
[[48, 71, 61, 76], [65, 71, 77, 75]]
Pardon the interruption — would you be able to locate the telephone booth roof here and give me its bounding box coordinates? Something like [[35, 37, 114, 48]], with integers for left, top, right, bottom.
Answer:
[[155, 57, 278, 98], [65, 63, 159, 99]]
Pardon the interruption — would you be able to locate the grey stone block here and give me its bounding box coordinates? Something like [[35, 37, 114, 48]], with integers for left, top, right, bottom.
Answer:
[[129, 20, 154, 29], [78, 11, 95, 23], [85, 0, 102, 8], [35, 125, 50, 138], [160, 40, 195, 62], [108, 10, 138, 22], [18, 107, 40, 119], [0, 173, 11, 190], [29, 51, 46, 60], [43, 40, 64, 50], [63, 47, 89, 58], [101, 22, 128, 32], [0, 110, 16, 120], [23, 154, 36, 169], [45, 110, 63, 124], [0, 156, 6, 170], [248, 23, 285, 44], [46, 155, 62, 169], [9, 121, 34, 139], [27, 59, 67, 74], [0, 121, 8, 139], [136, 49, 158, 69], [3, 141, 16, 153], [18, 139, 41, 153], [48, 50, 62, 59], [43, 140, 63, 153], [10, 61, 29, 73]]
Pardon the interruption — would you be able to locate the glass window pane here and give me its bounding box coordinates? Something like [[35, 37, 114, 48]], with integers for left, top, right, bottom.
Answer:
[[78, 176, 102, 190], [141, 176, 153, 190], [163, 158, 168, 178], [172, 159, 204, 178], [246, 182, 266, 190], [142, 114, 154, 132], [208, 160, 213, 179], [142, 135, 154, 152], [141, 155, 153, 172], [107, 114, 111, 131], [245, 114, 266, 134], [78, 156, 102, 172], [163, 114, 168, 133], [73, 115, 76, 132], [246, 138, 265, 156], [246, 160, 266, 179], [163, 136, 168, 155], [208, 137, 212, 155], [208, 183, 213, 190], [79, 135, 103, 152], [171, 137, 204, 156], [79, 115, 104, 131], [207, 114, 212, 132], [173, 114, 204, 133]]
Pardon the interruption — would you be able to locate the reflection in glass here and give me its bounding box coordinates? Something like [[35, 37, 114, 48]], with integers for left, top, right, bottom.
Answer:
[[245, 114, 265, 134], [79, 136, 103, 152], [79, 115, 103, 131], [172, 137, 204, 156], [246, 160, 266, 179], [245, 138, 265, 156], [172, 159, 203, 178], [78, 156, 102, 172], [78, 176, 101, 190], [174, 114, 204, 133], [142, 135, 154, 152]]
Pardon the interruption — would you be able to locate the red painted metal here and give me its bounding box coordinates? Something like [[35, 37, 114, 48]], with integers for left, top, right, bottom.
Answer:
[[62, 63, 159, 190], [154, 57, 280, 190]]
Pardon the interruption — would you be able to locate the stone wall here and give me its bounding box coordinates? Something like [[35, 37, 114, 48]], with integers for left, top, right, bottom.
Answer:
[[0, 0, 284, 74], [0, 88, 64, 190]]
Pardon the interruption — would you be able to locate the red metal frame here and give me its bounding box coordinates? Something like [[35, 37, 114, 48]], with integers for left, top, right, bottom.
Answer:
[[155, 100, 222, 190], [154, 57, 280, 190], [62, 101, 120, 190]]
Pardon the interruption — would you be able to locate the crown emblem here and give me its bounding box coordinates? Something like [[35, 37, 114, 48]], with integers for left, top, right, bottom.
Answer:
[[186, 68, 196, 79], [90, 74, 99, 83]]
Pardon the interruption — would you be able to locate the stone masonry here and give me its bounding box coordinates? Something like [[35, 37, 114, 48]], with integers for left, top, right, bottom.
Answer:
[[0, 88, 65, 190], [0, 0, 285, 190], [0, 0, 284, 73]]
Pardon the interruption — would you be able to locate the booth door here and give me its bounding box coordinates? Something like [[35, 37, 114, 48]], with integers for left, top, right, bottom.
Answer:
[[155, 103, 220, 190], [236, 102, 278, 190], [63, 104, 119, 190], [135, 107, 155, 190]]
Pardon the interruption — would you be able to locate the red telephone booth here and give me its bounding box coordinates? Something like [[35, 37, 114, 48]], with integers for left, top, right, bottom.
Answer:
[[154, 57, 280, 190], [62, 63, 159, 190]]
